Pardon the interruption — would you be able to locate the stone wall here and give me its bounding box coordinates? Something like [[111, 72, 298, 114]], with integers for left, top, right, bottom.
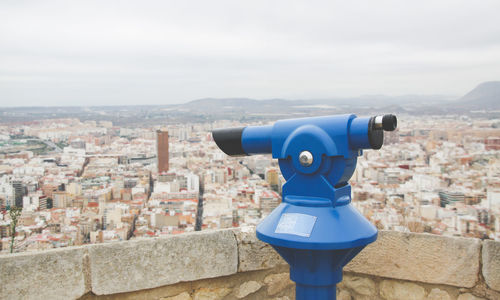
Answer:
[[0, 228, 499, 300]]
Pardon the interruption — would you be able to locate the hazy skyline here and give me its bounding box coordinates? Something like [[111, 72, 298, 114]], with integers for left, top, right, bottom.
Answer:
[[1, 0, 500, 107]]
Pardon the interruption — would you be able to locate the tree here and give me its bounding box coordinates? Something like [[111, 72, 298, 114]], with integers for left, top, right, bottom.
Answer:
[[9, 206, 22, 253]]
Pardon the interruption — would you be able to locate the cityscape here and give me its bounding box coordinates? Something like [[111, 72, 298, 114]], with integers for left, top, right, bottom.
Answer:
[[1, 87, 499, 254], [2, 2, 500, 299]]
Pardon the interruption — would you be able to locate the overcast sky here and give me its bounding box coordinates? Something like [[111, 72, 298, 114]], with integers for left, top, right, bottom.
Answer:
[[1, 0, 500, 106]]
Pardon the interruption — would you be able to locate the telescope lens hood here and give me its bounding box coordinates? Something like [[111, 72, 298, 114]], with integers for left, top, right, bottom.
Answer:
[[212, 127, 247, 156]]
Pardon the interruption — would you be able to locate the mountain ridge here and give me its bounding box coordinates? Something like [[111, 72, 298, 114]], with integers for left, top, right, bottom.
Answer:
[[1, 82, 499, 124], [455, 81, 500, 109], [181, 81, 499, 113]]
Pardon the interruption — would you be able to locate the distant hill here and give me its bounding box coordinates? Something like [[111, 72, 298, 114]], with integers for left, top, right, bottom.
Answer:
[[185, 97, 294, 109], [2, 83, 499, 125], [181, 98, 307, 118], [455, 81, 500, 110], [180, 95, 455, 118], [185, 98, 259, 108]]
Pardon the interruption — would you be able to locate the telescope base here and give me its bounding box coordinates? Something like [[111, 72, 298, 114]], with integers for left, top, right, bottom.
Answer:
[[296, 284, 336, 300]]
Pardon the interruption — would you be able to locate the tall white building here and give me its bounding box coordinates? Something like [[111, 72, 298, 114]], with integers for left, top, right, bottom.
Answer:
[[186, 174, 199, 193]]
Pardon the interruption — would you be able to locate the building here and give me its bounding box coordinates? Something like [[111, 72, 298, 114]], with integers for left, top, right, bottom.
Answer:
[[265, 168, 279, 186], [153, 213, 179, 228], [439, 191, 465, 207], [156, 130, 169, 174], [53, 191, 68, 208], [39, 196, 49, 210], [12, 180, 25, 208], [485, 137, 500, 150], [186, 173, 200, 193], [259, 190, 281, 216]]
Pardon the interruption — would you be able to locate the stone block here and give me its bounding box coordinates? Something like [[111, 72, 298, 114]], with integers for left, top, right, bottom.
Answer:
[[457, 293, 485, 300], [0, 247, 88, 300], [427, 288, 451, 300], [482, 240, 500, 292], [89, 230, 238, 295], [161, 292, 192, 300], [379, 280, 426, 300], [234, 227, 286, 272], [337, 289, 352, 300], [342, 275, 375, 296], [193, 288, 231, 300], [264, 273, 294, 296], [235, 281, 262, 298], [345, 231, 481, 287]]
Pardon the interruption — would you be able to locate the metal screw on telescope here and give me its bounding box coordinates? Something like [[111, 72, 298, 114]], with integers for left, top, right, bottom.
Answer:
[[299, 151, 313, 167]]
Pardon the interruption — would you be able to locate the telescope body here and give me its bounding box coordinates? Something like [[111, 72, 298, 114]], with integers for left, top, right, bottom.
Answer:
[[212, 114, 397, 300]]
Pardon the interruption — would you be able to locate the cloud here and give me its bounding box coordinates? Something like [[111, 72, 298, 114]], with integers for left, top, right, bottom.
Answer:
[[1, 0, 500, 106]]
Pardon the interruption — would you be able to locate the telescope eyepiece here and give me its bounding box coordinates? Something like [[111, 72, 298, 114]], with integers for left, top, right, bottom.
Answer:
[[382, 114, 397, 131], [373, 114, 397, 131], [368, 114, 398, 149]]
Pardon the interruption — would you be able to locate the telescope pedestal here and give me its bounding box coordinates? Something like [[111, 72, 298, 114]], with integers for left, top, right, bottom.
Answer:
[[296, 284, 336, 300], [257, 193, 377, 300], [272, 245, 365, 300]]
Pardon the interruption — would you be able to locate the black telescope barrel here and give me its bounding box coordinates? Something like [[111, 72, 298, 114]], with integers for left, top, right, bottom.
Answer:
[[212, 127, 247, 156]]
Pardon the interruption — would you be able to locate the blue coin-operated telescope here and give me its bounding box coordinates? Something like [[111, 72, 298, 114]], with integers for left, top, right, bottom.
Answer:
[[213, 114, 397, 300]]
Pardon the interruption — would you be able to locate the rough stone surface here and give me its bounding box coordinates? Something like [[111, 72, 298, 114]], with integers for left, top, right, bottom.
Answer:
[[234, 227, 286, 272], [193, 288, 231, 300], [345, 231, 481, 287], [379, 280, 426, 300], [337, 289, 352, 300], [264, 273, 294, 296], [161, 292, 192, 300], [427, 288, 451, 300], [100, 281, 192, 300], [342, 275, 375, 296], [482, 240, 500, 292], [235, 281, 262, 298], [89, 230, 238, 295], [2, 229, 496, 300], [0, 247, 88, 300], [457, 293, 485, 300]]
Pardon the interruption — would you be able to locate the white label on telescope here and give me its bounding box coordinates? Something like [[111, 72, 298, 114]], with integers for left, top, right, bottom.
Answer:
[[275, 213, 317, 237]]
